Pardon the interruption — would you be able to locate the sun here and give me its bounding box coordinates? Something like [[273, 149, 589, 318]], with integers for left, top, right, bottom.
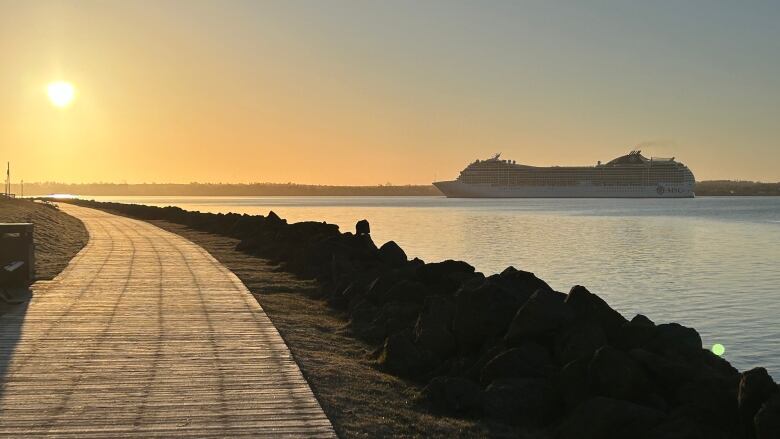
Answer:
[[47, 81, 76, 108]]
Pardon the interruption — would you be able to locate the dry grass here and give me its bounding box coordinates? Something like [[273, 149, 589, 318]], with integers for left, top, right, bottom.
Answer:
[[150, 220, 542, 438], [0, 198, 88, 281]]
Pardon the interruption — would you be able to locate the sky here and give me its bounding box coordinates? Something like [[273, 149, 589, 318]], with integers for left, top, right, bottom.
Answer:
[[1, 0, 779, 184]]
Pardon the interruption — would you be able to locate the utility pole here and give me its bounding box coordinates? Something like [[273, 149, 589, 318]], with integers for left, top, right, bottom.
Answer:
[[5, 162, 8, 197], [21, 179, 24, 198]]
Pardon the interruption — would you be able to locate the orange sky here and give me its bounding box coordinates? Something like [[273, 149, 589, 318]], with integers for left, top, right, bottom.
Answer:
[[1, 1, 779, 184]]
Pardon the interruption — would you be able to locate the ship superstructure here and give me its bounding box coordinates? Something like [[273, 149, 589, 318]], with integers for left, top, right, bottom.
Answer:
[[434, 151, 695, 198]]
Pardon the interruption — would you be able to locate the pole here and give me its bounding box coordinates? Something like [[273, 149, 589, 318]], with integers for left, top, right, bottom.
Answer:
[[21, 179, 24, 198]]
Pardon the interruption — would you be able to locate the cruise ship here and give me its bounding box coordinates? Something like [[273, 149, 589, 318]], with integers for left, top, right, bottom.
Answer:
[[434, 150, 695, 198]]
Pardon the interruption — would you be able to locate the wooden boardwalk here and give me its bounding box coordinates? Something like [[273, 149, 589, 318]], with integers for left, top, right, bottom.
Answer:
[[0, 205, 335, 437]]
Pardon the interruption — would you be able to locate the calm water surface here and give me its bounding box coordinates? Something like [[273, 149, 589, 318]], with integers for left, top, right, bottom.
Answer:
[[88, 195, 780, 377]]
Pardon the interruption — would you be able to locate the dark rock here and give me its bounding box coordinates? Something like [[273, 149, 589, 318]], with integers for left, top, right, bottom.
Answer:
[[557, 358, 591, 410], [377, 330, 438, 379], [645, 323, 703, 358], [674, 377, 740, 437], [557, 397, 666, 439], [382, 279, 429, 304], [565, 285, 628, 340], [493, 266, 553, 304], [483, 378, 558, 426], [613, 314, 657, 351], [414, 296, 456, 358], [266, 210, 285, 225], [505, 289, 573, 344], [378, 241, 407, 267], [356, 219, 370, 235], [553, 319, 607, 365], [452, 281, 518, 351], [755, 391, 780, 439], [630, 348, 695, 391], [632, 314, 655, 326], [480, 342, 554, 385], [589, 346, 650, 402], [738, 367, 778, 439], [421, 376, 483, 415]]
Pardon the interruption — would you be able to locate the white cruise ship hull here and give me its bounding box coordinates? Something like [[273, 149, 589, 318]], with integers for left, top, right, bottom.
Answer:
[[433, 180, 695, 198]]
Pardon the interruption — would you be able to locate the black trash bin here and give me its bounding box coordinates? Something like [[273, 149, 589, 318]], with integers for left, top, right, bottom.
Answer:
[[0, 223, 35, 287]]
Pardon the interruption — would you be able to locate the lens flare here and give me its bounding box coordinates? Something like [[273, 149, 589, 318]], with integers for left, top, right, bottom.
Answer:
[[711, 343, 726, 356]]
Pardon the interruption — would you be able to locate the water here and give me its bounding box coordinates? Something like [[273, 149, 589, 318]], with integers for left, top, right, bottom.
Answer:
[[86, 195, 780, 377]]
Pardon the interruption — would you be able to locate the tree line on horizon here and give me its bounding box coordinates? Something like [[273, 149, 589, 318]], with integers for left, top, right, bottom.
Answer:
[[11, 180, 780, 196]]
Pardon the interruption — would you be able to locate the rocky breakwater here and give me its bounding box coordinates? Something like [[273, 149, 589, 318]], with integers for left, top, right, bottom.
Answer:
[[65, 199, 780, 439]]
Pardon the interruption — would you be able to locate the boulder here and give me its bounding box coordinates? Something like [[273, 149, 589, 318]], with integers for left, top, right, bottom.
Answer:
[[553, 319, 607, 365], [452, 281, 519, 351], [557, 358, 591, 410], [645, 323, 703, 358], [738, 367, 778, 439], [483, 378, 558, 426], [588, 346, 650, 402], [613, 314, 657, 351], [480, 342, 554, 385], [377, 330, 438, 379], [557, 397, 666, 439], [355, 219, 370, 235], [629, 348, 695, 391], [414, 296, 456, 358], [378, 241, 407, 267], [416, 260, 478, 296], [382, 279, 429, 304], [755, 391, 780, 439], [565, 285, 628, 340], [420, 376, 483, 415], [492, 266, 554, 304], [505, 289, 573, 344], [673, 377, 740, 437]]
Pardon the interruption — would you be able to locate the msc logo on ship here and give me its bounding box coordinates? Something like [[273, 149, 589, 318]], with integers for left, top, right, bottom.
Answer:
[[656, 185, 665, 195]]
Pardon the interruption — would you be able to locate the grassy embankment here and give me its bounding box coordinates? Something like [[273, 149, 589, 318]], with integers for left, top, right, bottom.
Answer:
[[0, 198, 88, 313]]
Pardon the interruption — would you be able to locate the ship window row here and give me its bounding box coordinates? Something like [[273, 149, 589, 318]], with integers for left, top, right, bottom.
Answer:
[[461, 170, 692, 185]]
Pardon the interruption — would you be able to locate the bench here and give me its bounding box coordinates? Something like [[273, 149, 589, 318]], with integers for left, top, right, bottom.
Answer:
[[0, 223, 35, 287]]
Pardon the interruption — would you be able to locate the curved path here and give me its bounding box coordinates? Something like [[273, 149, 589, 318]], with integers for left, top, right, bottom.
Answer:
[[0, 204, 335, 437]]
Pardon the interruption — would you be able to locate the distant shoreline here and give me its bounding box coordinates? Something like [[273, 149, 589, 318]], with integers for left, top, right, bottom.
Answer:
[[14, 180, 780, 197]]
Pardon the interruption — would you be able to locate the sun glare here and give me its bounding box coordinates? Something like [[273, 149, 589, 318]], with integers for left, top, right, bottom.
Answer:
[[47, 81, 76, 108]]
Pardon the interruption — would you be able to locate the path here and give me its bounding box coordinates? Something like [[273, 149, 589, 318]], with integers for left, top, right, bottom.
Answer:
[[0, 204, 335, 437]]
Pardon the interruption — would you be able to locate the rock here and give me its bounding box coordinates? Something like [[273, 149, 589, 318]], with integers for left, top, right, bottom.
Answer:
[[483, 378, 558, 426], [382, 279, 429, 304], [377, 330, 438, 379], [645, 323, 703, 358], [557, 358, 591, 410], [452, 281, 519, 351], [630, 348, 695, 391], [673, 377, 740, 437], [557, 397, 666, 439], [505, 289, 573, 344], [553, 319, 607, 365], [378, 241, 407, 267], [738, 367, 778, 439], [266, 210, 286, 225], [493, 266, 553, 304], [416, 260, 479, 296], [632, 314, 655, 326], [420, 376, 483, 415], [565, 285, 628, 340], [588, 346, 650, 402], [613, 314, 657, 351], [755, 392, 780, 439], [480, 342, 554, 385], [414, 296, 456, 358], [355, 219, 370, 235]]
